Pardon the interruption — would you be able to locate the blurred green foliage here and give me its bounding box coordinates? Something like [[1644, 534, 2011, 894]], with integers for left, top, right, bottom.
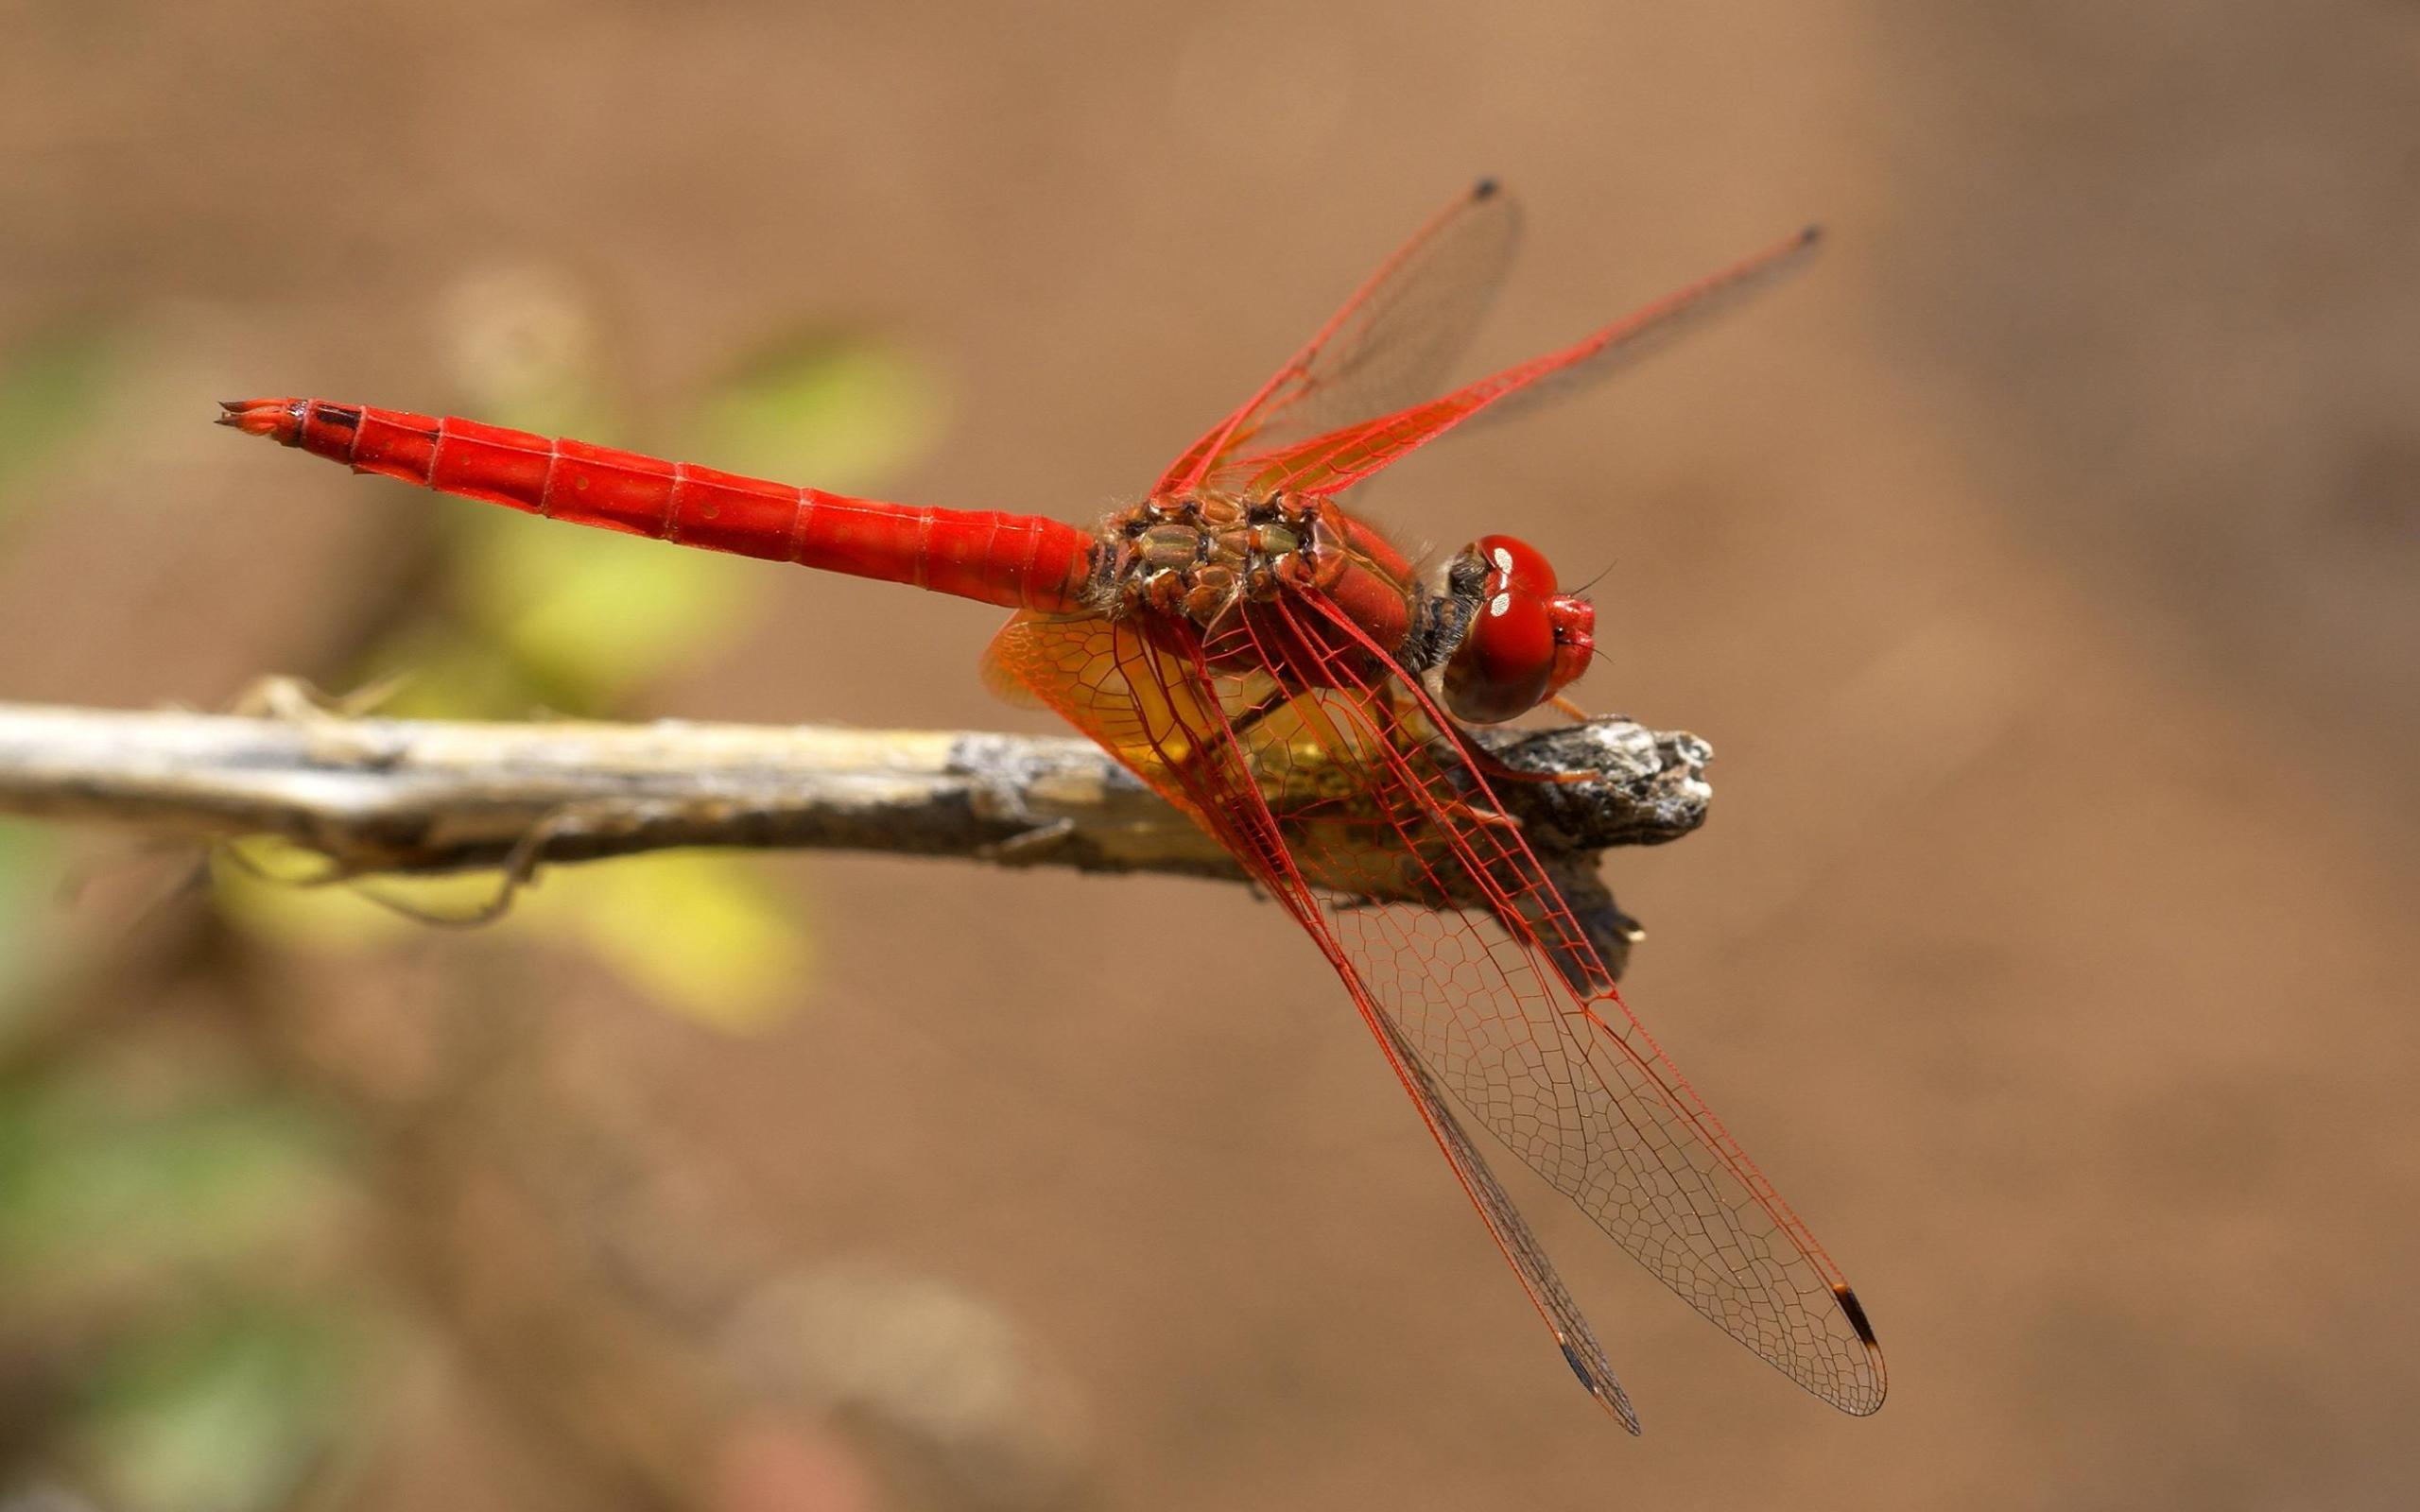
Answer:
[[232, 279, 944, 1029], [0, 322, 117, 521], [74, 1300, 355, 1512], [0, 273, 945, 1505], [0, 1072, 354, 1511], [0, 1082, 338, 1286], [0, 820, 58, 1031]]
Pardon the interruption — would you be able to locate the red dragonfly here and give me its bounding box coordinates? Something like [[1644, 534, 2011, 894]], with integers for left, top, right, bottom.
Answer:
[[220, 181, 1882, 1431]]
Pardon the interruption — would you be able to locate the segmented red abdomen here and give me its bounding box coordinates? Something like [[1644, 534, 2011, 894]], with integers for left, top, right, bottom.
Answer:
[[220, 399, 1098, 614]]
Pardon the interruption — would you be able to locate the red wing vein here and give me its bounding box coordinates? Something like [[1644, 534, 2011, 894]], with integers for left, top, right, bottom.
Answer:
[[983, 603, 1884, 1418], [1228, 593, 1886, 1415], [1234, 225, 1825, 498], [985, 610, 1638, 1423], [1370, 1003, 1641, 1431], [1157, 181, 1520, 496]]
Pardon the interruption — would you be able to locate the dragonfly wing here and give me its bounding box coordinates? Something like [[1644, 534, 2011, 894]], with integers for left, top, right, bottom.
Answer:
[[1234, 226, 1824, 498], [987, 603, 1886, 1418], [986, 608, 1638, 1427], [1372, 1000, 1642, 1430], [1154, 180, 1521, 497]]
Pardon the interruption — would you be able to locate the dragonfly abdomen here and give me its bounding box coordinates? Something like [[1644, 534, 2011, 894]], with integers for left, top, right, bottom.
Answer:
[[217, 398, 1098, 613]]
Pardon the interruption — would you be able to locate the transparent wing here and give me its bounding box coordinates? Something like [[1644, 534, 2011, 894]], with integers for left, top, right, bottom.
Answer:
[[1154, 180, 1521, 498], [1232, 226, 1824, 498], [985, 600, 1886, 1419], [1372, 992, 1645, 1432], [985, 608, 1639, 1427]]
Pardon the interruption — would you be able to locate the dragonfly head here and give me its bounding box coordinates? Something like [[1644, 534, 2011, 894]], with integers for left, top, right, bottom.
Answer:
[[1441, 535, 1595, 724]]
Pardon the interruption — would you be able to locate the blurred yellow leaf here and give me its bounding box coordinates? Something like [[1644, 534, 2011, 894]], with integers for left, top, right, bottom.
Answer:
[[540, 851, 809, 1032], [212, 298, 906, 1031], [457, 507, 765, 704], [210, 838, 432, 950], [214, 840, 809, 1029], [685, 330, 946, 494], [349, 621, 551, 721]]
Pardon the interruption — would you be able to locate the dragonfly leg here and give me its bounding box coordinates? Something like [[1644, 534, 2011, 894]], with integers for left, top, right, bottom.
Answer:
[[1463, 736, 1606, 789], [982, 817, 1080, 866], [1222, 686, 1295, 742]]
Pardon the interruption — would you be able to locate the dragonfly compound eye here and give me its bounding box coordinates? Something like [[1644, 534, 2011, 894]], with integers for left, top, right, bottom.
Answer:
[[1476, 533, 1557, 598], [1443, 534, 1565, 723]]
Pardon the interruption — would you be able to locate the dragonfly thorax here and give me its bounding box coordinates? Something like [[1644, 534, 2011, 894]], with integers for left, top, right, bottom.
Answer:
[[1111, 491, 1359, 629]]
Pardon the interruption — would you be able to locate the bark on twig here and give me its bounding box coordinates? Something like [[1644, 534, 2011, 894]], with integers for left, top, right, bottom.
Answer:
[[0, 677, 1711, 902]]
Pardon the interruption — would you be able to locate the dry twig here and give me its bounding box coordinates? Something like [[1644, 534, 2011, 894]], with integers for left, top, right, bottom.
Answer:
[[0, 679, 1713, 970]]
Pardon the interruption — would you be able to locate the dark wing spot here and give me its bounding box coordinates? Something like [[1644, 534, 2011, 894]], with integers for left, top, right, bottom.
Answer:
[[1558, 1339, 1643, 1435], [1834, 1283, 1879, 1348], [1559, 1338, 1591, 1385]]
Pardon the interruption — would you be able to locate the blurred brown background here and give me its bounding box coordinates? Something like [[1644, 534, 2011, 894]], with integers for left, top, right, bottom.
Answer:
[[3, 3, 2417, 1509]]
